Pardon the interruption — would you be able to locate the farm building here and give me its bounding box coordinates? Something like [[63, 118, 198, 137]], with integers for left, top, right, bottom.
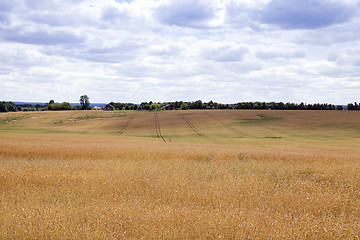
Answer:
[[104, 104, 115, 111], [19, 107, 29, 111], [162, 104, 176, 111]]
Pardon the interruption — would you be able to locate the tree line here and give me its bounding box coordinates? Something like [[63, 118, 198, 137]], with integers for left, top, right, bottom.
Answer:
[[0, 101, 18, 112], [0, 95, 91, 112], [110, 100, 357, 111], [1, 99, 359, 113], [0, 101, 82, 112], [347, 102, 360, 110]]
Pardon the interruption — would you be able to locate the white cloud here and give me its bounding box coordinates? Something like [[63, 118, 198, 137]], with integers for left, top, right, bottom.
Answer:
[[258, 0, 356, 29], [155, 0, 219, 28], [0, 0, 359, 104]]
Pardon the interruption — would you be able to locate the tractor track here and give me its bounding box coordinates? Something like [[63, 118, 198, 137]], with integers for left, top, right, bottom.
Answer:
[[179, 113, 206, 137], [154, 112, 168, 142], [204, 112, 244, 137], [118, 115, 134, 136]]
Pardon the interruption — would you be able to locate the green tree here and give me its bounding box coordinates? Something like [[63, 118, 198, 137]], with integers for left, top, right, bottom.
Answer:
[[60, 102, 72, 110], [80, 95, 90, 110], [347, 103, 354, 110], [336, 105, 343, 110], [0, 102, 6, 112], [0, 102, 16, 112], [180, 103, 189, 110], [139, 102, 150, 110], [151, 103, 161, 111], [190, 100, 203, 109], [48, 103, 61, 111], [3, 101, 17, 112]]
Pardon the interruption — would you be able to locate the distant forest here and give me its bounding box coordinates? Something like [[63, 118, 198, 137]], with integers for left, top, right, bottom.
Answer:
[[1, 100, 360, 113]]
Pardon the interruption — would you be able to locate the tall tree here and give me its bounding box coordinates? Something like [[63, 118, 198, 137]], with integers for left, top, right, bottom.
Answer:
[[79, 95, 90, 110], [60, 102, 72, 110]]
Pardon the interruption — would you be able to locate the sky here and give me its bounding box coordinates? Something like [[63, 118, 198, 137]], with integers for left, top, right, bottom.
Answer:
[[0, 0, 359, 104]]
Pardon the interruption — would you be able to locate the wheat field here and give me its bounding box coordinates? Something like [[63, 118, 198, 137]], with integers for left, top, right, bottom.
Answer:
[[0, 110, 359, 239]]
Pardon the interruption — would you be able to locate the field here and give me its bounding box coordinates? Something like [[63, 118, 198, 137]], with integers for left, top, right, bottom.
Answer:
[[0, 110, 359, 239]]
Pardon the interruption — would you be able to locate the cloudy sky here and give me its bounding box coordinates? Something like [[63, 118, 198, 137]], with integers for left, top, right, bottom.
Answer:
[[1, 0, 359, 104]]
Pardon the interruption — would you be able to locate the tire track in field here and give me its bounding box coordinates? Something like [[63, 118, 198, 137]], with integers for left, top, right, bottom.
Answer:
[[154, 112, 168, 142], [118, 115, 134, 136], [228, 111, 282, 138], [179, 113, 206, 137], [204, 112, 245, 137]]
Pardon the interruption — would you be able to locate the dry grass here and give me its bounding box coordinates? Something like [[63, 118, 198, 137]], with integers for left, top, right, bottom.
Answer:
[[0, 110, 360, 239]]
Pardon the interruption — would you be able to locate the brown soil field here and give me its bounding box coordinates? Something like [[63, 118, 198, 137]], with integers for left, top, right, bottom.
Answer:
[[0, 110, 359, 239]]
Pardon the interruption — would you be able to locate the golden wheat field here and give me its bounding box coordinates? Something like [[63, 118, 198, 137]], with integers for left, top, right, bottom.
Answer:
[[0, 109, 359, 239]]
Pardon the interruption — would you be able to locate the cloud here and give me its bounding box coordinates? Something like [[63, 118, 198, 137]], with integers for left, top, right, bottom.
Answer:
[[24, 0, 58, 10], [101, 5, 129, 21], [115, 0, 134, 3], [0, 0, 359, 104], [77, 43, 143, 63], [256, 50, 305, 60], [201, 43, 249, 62], [0, 0, 17, 23], [328, 47, 360, 66], [0, 1, 15, 12], [292, 18, 360, 45], [148, 42, 183, 57], [224, 1, 260, 29], [29, 11, 83, 27], [0, 13, 8, 23], [23, 0, 84, 11], [255, 0, 357, 29], [155, 0, 217, 27], [3, 29, 84, 45], [100, 1, 137, 23]]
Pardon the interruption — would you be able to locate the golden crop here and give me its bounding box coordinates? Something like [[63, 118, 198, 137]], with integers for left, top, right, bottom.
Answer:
[[0, 110, 359, 239]]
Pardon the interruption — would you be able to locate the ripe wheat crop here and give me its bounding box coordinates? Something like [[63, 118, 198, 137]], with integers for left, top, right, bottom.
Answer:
[[0, 110, 359, 239]]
